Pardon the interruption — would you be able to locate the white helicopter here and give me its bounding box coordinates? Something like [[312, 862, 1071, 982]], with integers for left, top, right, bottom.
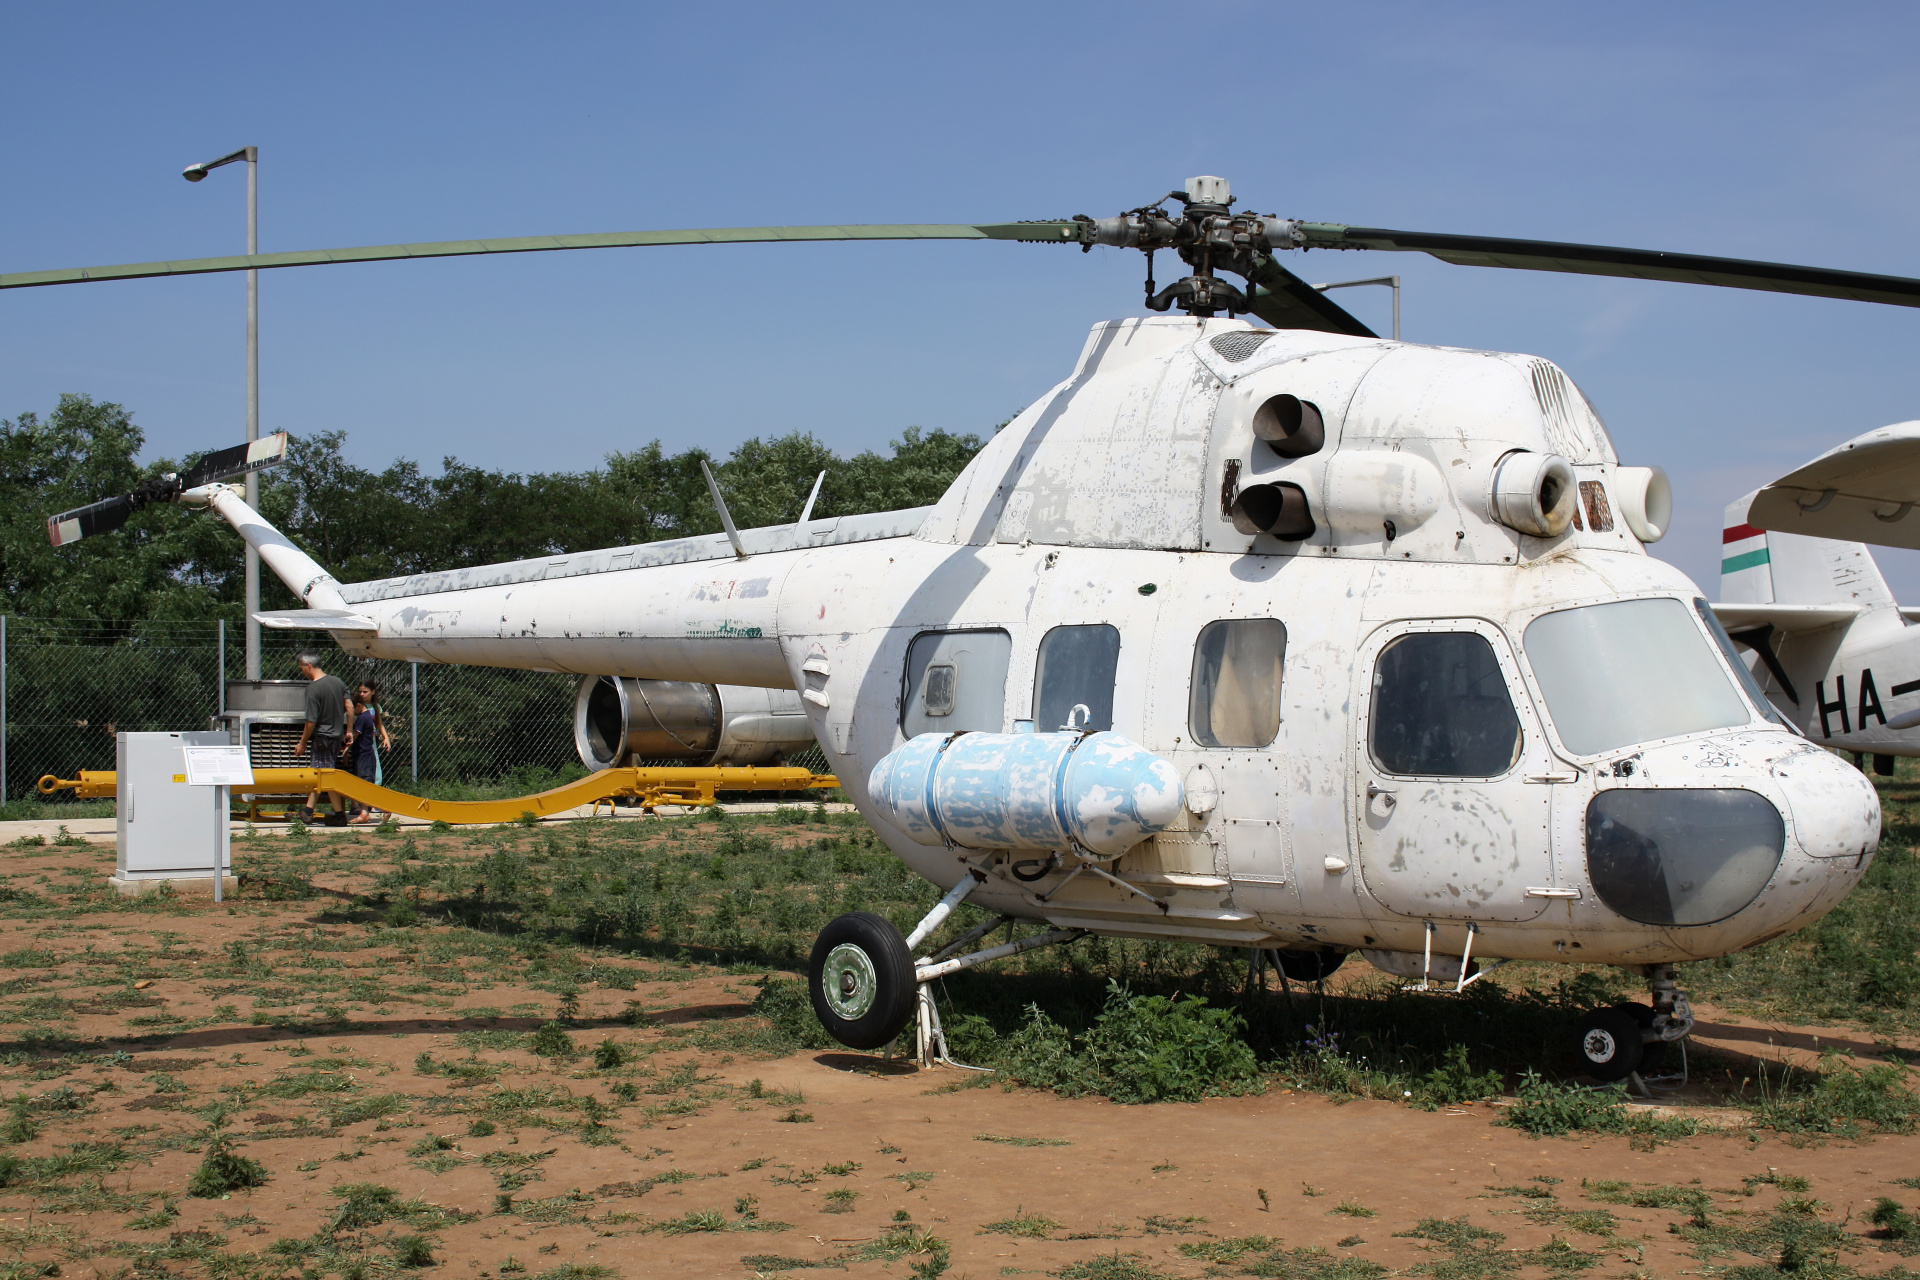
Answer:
[[1716, 422, 1920, 772], [21, 176, 1916, 1082]]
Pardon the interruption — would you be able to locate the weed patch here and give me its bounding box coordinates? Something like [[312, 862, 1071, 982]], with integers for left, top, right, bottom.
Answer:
[[1751, 1057, 1920, 1139], [1498, 1072, 1699, 1144], [998, 983, 1260, 1103]]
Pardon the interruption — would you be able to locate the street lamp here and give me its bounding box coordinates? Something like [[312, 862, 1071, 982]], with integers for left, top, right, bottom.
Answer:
[[1313, 275, 1401, 341], [183, 146, 263, 681]]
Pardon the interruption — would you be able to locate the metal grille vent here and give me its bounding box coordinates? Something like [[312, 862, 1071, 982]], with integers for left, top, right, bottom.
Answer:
[[1528, 359, 1600, 462], [1209, 331, 1276, 363], [246, 722, 309, 770]]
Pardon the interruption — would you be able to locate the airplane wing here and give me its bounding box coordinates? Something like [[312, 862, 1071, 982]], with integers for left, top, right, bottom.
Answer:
[[1747, 421, 1920, 549], [1709, 603, 1865, 632]]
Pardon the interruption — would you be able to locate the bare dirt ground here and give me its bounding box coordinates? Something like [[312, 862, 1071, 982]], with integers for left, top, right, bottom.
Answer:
[[0, 826, 1913, 1280]]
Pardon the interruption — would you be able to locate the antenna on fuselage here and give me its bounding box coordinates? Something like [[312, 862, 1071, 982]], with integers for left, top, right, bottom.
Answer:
[[796, 470, 826, 535], [699, 459, 749, 561]]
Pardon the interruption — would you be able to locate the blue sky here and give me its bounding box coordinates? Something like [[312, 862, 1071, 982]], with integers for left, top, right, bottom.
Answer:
[[3, 2, 1918, 595]]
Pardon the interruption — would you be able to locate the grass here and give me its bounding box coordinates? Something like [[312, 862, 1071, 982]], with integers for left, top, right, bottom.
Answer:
[[0, 796, 1912, 1277], [1497, 1072, 1701, 1144]]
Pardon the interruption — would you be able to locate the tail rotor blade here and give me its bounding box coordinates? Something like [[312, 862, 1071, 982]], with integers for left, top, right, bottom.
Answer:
[[47, 495, 136, 546], [179, 430, 289, 490]]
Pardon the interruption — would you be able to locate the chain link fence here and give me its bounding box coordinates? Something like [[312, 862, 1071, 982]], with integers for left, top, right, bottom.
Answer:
[[2, 617, 830, 812], [1, 617, 587, 808]]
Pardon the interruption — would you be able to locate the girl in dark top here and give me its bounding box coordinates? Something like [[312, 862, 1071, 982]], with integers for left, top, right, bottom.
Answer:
[[347, 681, 393, 824]]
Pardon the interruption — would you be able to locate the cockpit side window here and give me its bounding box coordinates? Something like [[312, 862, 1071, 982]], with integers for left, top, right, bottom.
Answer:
[[1370, 632, 1522, 777], [1189, 618, 1286, 748], [1694, 598, 1793, 731], [1034, 624, 1120, 732]]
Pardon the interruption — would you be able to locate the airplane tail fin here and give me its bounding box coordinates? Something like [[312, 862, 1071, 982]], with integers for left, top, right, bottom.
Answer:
[[1723, 490, 1894, 608]]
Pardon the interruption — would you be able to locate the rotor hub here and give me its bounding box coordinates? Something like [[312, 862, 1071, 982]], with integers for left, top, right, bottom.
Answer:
[[1077, 176, 1305, 318]]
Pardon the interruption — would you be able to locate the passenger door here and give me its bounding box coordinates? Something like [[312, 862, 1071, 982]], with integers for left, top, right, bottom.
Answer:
[[1352, 621, 1554, 923], [900, 629, 1012, 737], [1189, 619, 1289, 891]]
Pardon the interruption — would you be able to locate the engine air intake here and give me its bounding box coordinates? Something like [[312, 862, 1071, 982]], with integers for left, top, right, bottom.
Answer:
[[1489, 450, 1576, 537]]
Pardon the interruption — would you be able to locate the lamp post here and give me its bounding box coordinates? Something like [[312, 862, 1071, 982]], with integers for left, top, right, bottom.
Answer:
[[183, 146, 262, 680], [1313, 275, 1401, 341]]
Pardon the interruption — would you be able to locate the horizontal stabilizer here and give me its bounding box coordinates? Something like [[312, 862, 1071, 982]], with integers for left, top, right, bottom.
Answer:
[[1749, 421, 1920, 549], [252, 608, 377, 631], [1710, 602, 1864, 632]]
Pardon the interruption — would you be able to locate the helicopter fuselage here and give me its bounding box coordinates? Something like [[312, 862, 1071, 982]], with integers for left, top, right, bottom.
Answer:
[[279, 316, 1878, 975]]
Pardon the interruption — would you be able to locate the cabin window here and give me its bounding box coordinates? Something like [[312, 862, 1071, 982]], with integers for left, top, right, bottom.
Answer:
[[901, 629, 1011, 737], [923, 665, 956, 716], [1033, 624, 1121, 732], [1370, 632, 1522, 777], [1189, 618, 1286, 748], [1524, 598, 1748, 756]]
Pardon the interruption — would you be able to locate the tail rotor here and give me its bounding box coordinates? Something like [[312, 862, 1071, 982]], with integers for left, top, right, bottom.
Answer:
[[46, 431, 288, 546]]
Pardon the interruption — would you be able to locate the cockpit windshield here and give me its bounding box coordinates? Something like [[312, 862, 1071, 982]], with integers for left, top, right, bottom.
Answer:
[[1523, 597, 1752, 756]]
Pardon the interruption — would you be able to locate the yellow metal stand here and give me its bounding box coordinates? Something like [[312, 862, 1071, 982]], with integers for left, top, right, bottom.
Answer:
[[39, 766, 838, 826]]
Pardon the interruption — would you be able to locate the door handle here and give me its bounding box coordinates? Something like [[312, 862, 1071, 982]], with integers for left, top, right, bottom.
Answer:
[[1366, 782, 1396, 808]]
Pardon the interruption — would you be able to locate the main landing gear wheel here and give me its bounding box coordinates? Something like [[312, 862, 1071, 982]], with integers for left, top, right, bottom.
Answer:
[[809, 912, 916, 1050], [1572, 1006, 1644, 1081], [1275, 949, 1347, 982]]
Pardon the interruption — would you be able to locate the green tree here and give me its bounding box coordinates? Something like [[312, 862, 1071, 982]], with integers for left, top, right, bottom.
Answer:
[[0, 395, 242, 619], [3, 401, 986, 622]]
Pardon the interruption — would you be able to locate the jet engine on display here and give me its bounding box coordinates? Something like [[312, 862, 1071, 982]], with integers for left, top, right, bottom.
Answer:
[[572, 676, 816, 771], [19, 175, 1920, 1081]]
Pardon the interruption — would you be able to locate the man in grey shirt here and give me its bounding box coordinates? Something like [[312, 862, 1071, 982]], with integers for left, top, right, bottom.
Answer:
[[293, 651, 352, 824]]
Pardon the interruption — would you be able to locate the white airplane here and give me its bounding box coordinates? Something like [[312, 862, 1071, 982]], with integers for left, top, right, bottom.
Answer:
[[20, 176, 1914, 1085], [1717, 422, 1920, 774]]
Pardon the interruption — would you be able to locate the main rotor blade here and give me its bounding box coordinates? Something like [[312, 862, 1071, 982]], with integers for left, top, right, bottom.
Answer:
[[1243, 255, 1375, 337], [0, 222, 1083, 290], [47, 495, 135, 546], [1297, 224, 1920, 309], [179, 431, 289, 490]]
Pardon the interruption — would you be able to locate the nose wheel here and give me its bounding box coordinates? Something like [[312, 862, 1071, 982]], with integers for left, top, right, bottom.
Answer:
[[1570, 966, 1691, 1085], [1572, 1006, 1646, 1081]]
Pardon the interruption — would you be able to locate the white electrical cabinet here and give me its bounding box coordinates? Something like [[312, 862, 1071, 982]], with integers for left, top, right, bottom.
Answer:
[[116, 731, 232, 881]]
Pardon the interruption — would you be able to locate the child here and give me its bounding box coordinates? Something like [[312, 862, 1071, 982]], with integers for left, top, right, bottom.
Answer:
[[347, 682, 391, 824]]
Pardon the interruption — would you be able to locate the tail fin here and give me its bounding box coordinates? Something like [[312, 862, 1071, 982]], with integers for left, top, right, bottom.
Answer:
[[1723, 490, 1894, 607]]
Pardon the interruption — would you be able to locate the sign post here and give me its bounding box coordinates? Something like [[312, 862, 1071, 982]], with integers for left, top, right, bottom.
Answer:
[[182, 745, 253, 902]]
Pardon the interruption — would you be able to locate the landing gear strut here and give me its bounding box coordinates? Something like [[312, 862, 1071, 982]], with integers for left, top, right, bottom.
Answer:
[[1570, 963, 1693, 1086], [807, 868, 1083, 1065]]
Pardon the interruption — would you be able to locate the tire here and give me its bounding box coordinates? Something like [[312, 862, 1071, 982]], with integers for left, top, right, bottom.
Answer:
[[1274, 949, 1347, 982], [1573, 1006, 1644, 1081], [809, 912, 916, 1050], [1618, 1002, 1669, 1074]]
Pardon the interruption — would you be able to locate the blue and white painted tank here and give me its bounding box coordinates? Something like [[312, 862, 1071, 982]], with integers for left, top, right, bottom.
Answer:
[[867, 730, 1185, 859]]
